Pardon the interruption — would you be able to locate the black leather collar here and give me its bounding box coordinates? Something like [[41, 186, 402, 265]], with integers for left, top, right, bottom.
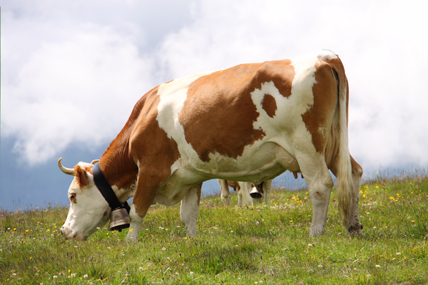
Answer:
[[92, 162, 130, 212]]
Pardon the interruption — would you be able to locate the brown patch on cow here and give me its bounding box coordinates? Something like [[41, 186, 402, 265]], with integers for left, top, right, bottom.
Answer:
[[322, 56, 349, 124], [255, 59, 294, 98], [74, 165, 89, 188], [126, 88, 181, 217], [226, 180, 241, 191], [301, 60, 338, 153], [84, 166, 93, 175], [179, 60, 295, 162], [261, 94, 277, 118]]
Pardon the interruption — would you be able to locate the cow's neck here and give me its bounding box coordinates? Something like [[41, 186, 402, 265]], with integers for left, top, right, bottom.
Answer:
[[99, 135, 138, 202]]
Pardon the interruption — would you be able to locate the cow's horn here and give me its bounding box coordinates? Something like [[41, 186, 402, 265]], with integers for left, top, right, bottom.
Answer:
[[91, 159, 100, 165], [58, 158, 75, 175]]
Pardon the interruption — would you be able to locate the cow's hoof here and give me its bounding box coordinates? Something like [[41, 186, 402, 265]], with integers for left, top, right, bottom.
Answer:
[[347, 223, 363, 237], [221, 195, 232, 205], [309, 226, 325, 237]]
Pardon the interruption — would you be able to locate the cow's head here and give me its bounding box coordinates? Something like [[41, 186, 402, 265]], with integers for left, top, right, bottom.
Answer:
[[58, 158, 110, 241]]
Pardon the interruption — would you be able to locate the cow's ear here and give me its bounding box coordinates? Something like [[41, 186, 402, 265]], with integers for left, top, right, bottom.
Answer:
[[74, 165, 89, 188]]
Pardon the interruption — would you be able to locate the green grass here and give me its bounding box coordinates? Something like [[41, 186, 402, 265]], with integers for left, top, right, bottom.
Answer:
[[1, 173, 428, 284]]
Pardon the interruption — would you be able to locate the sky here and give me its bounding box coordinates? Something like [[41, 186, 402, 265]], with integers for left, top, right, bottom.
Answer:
[[1, 0, 428, 210]]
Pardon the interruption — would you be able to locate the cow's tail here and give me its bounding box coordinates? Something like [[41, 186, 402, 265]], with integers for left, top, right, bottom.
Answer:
[[326, 54, 353, 228]]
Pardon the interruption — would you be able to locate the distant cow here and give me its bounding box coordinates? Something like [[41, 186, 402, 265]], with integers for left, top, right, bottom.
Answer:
[[218, 179, 254, 207], [218, 179, 272, 206], [59, 50, 363, 241]]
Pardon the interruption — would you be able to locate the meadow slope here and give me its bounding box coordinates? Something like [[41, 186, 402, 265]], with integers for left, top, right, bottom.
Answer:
[[1, 172, 427, 284]]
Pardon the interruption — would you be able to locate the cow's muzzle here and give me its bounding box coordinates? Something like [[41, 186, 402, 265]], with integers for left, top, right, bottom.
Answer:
[[249, 182, 264, 199], [60, 226, 88, 241], [250, 187, 263, 199]]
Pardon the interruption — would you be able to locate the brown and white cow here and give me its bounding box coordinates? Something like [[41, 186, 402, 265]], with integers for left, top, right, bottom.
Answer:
[[218, 179, 254, 207], [218, 179, 273, 206], [59, 50, 363, 241]]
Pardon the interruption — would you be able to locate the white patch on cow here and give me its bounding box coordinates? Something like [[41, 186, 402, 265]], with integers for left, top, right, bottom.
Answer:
[[156, 72, 212, 173], [112, 183, 136, 203], [288, 55, 319, 150], [318, 126, 327, 139]]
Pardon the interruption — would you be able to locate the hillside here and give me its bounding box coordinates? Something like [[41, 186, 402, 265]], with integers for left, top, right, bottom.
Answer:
[[1, 174, 427, 284]]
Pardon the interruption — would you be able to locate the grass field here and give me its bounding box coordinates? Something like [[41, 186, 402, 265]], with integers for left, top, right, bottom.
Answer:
[[1, 172, 428, 284]]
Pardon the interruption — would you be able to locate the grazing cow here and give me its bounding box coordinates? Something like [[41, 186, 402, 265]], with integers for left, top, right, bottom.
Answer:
[[249, 180, 273, 204], [218, 179, 273, 206], [217, 179, 254, 207], [59, 50, 363, 241], [248, 172, 304, 201]]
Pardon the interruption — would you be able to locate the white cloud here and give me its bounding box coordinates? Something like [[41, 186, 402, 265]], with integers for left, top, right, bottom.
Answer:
[[2, 0, 428, 171], [158, 0, 428, 170], [3, 18, 155, 165]]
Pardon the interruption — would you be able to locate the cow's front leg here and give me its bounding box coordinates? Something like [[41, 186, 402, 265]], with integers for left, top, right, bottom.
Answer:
[[126, 204, 144, 242], [180, 184, 202, 237]]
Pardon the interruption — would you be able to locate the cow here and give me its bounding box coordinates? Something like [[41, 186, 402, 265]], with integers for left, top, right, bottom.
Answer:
[[247, 171, 304, 201], [218, 179, 273, 206], [217, 179, 254, 207], [59, 50, 363, 241]]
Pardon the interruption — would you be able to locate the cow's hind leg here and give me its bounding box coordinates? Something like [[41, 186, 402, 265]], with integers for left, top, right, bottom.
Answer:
[[218, 179, 232, 205], [297, 155, 334, 236], [237, 182, 253, 207], [180, 183, 202, 237], [263, 179, 273, 204]]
